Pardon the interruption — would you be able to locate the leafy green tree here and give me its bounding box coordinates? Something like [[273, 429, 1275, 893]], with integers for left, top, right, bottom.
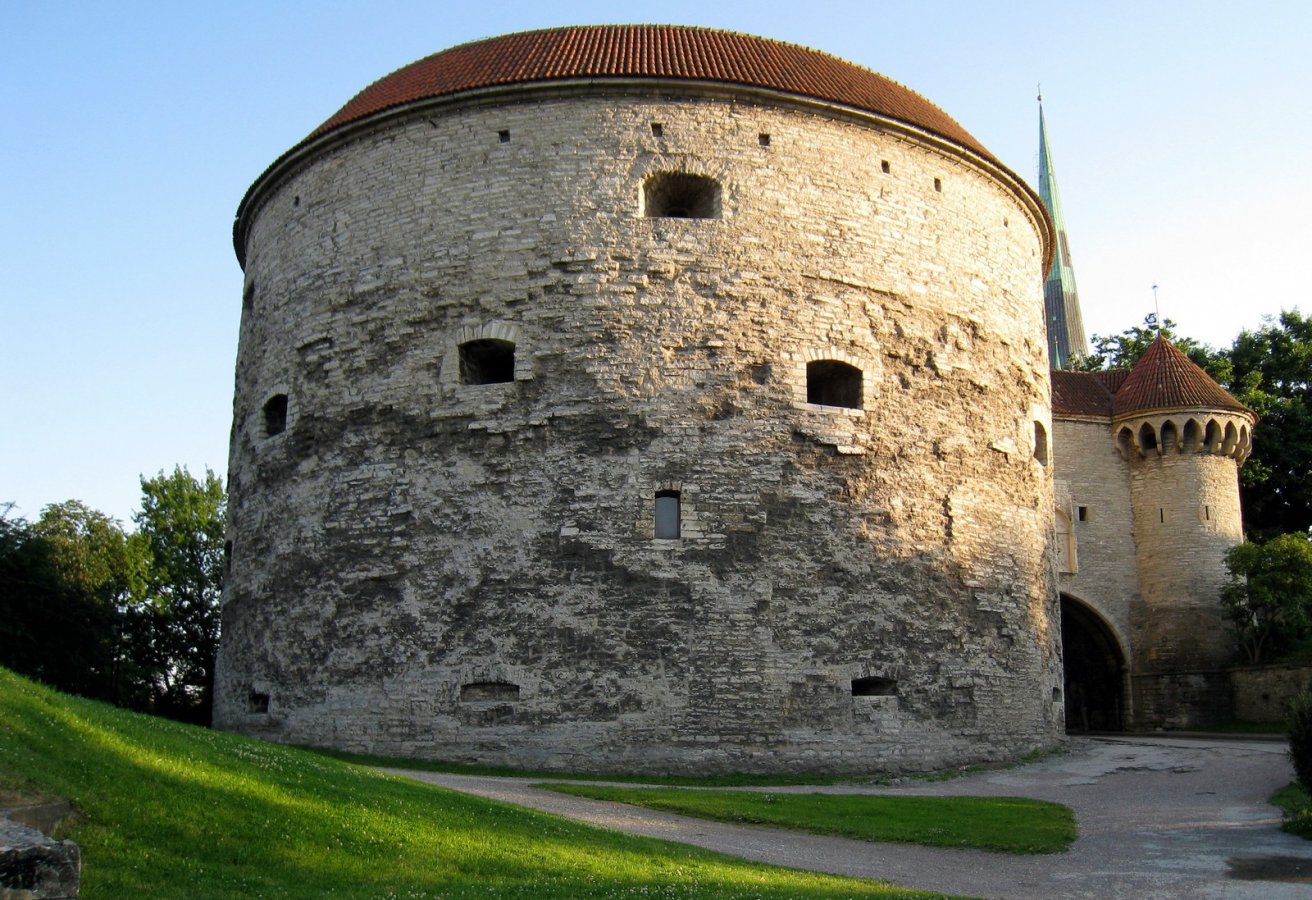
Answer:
[[1222, 533, 1312, 664], [134, 467, 226, 723], [33, 501, 153, 706], [0, 504, 116, 699], [1227, 311, 1312, 540]]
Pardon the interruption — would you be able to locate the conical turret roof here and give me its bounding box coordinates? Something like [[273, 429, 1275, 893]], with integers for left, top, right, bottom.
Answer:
[[1112, 336, 1249, 417]]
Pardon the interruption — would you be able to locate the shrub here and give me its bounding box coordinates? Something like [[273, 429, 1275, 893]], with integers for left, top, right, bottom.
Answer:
[[1289, 689, 1312, 793]]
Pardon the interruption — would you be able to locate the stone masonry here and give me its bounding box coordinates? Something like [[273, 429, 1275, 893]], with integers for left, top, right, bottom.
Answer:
[[215, 28, 1066, 774]]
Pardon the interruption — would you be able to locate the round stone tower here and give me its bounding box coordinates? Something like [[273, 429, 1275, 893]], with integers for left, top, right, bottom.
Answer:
[[215, 25, 1063, 773], [1112, 336, 1256, 723]]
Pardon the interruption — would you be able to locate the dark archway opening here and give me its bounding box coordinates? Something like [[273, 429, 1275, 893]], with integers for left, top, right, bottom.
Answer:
[[1060, 595, 1125, 732]]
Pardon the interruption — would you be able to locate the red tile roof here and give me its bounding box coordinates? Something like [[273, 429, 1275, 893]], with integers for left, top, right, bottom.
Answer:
[[306, 25, 994, 163], [1112, 336, 1248, 416], [1051, 369, 1116, 417], [1052, 338, 1249, 420]]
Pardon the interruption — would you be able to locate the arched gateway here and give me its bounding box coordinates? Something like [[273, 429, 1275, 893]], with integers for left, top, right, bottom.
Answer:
[[1060, 594, 1126, 731]]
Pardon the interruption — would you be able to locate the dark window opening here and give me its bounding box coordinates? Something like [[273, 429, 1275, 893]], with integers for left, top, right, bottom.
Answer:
[[1033, 421, 1049, 466], [242, 282, 255, 311], [293, 195, 301, 207], [650, 122, 663, 138], [1077, 506, 1089, 522], [1160, 508, 1166, 523], [643, 172, 720, 219], [497, 129, 510, 143], [460, 681, 520, 702], [459, 339, 515, 385], [248, 692, 269, 714], [1204, 505, 1211, 521], [851, 676, 897, 697], [655, 490, 681, 539], [880, 160, 891, 174], [758, 133, 771, 147], [1139, 424, 1158, 451], [933, 177, 942, 192], [806, 360, 863, 409], [224, 540, 233, 574], [263, 394, 288, 437]]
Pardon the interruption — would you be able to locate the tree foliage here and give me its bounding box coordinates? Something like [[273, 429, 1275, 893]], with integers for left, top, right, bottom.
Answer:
[[1227, 311, 1312, 540], [134, 467, 226, 723], [0, 467, 225, 723], [1221, 533, 1312, 664], [0, 505, 113, 700]]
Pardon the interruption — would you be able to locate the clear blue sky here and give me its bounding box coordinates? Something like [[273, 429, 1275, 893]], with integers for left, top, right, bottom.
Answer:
[[3, 1, 1309, 526]]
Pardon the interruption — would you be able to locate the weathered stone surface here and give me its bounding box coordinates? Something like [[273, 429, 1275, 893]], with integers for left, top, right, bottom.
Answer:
[[0, 817, 79, 900], [216, 71, 1063, 772], [1231, 664, 1312, 723], [1054, 406, 1252, 729]]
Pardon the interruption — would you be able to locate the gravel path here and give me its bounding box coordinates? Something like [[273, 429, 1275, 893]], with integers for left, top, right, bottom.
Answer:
[[385, 736, 1312, 898]]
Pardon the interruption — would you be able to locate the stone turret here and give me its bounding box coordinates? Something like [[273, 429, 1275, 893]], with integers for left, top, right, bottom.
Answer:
[[1113, 337, 1254, 722]]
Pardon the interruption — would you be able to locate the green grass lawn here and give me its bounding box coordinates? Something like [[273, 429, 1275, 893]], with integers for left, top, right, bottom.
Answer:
[[541, 785, 1076, 854], [0, 668, 951, 898], [1271, 784, 1312, 838]]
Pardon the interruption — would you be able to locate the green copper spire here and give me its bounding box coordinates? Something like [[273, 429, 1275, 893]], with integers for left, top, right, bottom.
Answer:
[[1038, 100, 1088, 369]]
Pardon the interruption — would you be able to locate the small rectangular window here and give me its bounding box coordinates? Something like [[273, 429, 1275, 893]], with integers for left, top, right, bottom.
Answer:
[[655, 491, 680, 539], [1077, 506, 1088, 522], [650, 122, 663, 138], [498, 130, 510, 143], [851, 676, 897, 697]]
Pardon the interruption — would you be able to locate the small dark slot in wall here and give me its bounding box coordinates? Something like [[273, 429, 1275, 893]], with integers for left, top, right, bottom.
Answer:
[[460, 681, 520, 702], [851, 676, 897, 697]]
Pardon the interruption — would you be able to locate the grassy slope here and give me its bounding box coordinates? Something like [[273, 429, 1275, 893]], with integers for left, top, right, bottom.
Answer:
[[0, 669, 943, 899], [542, 785, 1076, 854]]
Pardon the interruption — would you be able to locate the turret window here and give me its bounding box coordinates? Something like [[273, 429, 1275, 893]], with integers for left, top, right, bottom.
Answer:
[[655, 490, 681, 539], [851, 676, 897, 697], [806, 361, 863, 409], [643, 173, 720, 219], [1033, 421, 1049, 466], [459, 339, 515, 385], [263, 394, 288, 437]]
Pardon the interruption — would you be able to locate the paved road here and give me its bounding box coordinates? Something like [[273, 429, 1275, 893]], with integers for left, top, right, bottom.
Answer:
[[387, 736, 1312, 898]]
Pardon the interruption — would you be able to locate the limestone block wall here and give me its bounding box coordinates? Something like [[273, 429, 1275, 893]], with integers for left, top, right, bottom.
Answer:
[[1231, 664, 1312, 723], [215, 89, 1062, 773], [1053, 418, 1137, 653], [1128, 450, 1242, 672]]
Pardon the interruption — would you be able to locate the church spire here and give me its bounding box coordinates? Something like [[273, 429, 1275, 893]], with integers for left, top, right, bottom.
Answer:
[[1037, 97, 1088, 369]]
